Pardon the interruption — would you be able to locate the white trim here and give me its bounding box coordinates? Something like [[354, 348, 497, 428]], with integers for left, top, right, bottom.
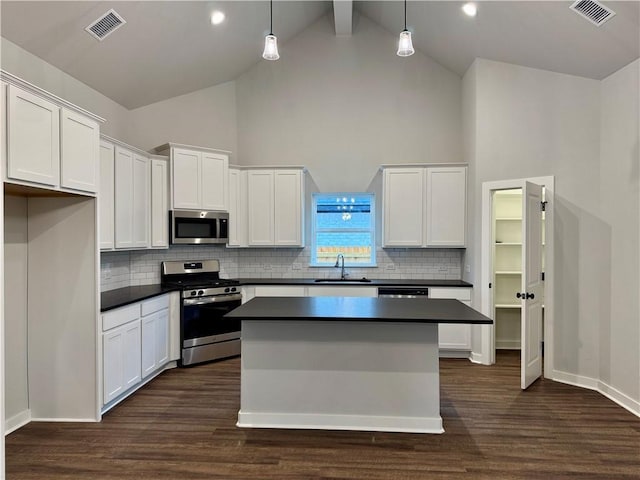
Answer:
[[480, 176, 555, 376], [552, 370, 640, 417], [237, 411, 444, 434], [4, 410, 31, 435], [496, 340, 521, 350], [0, 70, 105, 124], [469, 352, 484, 364], [153, 142, 232, 156], [379, 163, 468, 170], [438, 350, 471, 359], [29, 417, 98, 423]]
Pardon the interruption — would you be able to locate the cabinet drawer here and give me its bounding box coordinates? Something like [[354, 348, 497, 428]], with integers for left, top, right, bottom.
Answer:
[[103, 303, 140, 331], [141, 294, 169, 316], [429, 288, 471, 301]]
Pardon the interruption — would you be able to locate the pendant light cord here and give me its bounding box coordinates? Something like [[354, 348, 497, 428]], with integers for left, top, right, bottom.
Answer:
[[404, 0, 407, 32], [270, 0, 273, 35]]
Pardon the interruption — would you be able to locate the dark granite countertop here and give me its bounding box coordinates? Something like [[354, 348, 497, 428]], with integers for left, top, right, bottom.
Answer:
[[100, 279, 472, 312], [101, 285, 178, 312], [225, 296, 491, 324], [237, 278, 472, 287]]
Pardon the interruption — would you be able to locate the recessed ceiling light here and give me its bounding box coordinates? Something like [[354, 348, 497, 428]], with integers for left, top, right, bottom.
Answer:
[[211, 11, 225, 25], [462, 3, 477, 17]]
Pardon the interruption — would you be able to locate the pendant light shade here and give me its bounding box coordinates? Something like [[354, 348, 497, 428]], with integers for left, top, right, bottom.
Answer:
[[263, 34, 279, 60], [262, 0, 279, 60], [397, 0, 415, 57]]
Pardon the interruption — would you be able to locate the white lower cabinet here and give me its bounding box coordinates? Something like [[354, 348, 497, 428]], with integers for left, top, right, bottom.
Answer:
[[141, 299, 170, 379], [102, 294, 172, 408], [103, 319, 141, 405], [430, 287, 472, 352]]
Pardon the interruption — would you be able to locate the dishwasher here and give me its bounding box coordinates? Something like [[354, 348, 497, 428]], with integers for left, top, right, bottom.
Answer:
[[378, 287, 429, 298]]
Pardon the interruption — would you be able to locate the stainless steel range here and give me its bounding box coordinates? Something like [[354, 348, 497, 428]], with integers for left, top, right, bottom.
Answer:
[[161, 259, 241, 366]]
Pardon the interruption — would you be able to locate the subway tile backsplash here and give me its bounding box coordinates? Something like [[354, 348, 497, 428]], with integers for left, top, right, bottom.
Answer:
[[100, 247, 462, 292]]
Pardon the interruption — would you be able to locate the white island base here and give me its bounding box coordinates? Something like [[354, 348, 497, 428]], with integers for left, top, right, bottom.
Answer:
[[238, 320, 443, 434]]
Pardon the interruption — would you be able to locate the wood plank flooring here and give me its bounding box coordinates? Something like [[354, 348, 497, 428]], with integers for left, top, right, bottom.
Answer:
[[6, 351, 640, 479]]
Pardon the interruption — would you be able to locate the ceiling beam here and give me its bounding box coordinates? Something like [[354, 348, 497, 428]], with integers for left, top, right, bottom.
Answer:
[[333, 0, 353, 37]]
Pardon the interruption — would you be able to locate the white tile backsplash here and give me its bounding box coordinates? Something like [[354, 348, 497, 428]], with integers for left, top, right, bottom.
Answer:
[[100, 246, 462, 291]]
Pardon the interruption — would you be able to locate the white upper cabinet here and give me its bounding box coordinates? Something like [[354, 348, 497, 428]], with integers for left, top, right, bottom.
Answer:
[[382, 165, 467, 248], [158, 144, 229, 211], [383, 168, 424, 247], [114, 146, 150, 250], [246, 168, 305, 247], [227, 167, 247, 247], [274, 170, 303, 246], [3, 75, 104, 195], [132, 154, 150, 248], [99, 141, 115, 250], [7, 84, 60, 187], [425, 166, 466, 247], [201, 152, 228, 210], [60, 107, 99, 192], [150, 156, 169, 249]]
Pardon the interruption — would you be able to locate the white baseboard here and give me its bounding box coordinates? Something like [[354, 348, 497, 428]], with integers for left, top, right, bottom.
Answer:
[[496, 340, 521, 349], [469, 352, 487, 364], [552, 370, 639, 417], [237, 411, 444, 434], [5, 409, 31, 435], [439, 350, 470, 359], [30, 417, 98, 423]]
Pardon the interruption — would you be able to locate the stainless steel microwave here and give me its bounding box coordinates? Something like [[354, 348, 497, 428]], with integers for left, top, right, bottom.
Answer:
[[170, 210, 229, 245]]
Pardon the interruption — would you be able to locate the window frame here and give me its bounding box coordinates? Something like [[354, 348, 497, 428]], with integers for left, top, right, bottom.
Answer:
[[310, 192, 376, 267]]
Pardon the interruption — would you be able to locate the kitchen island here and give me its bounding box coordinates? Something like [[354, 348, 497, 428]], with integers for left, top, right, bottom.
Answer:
[[225, 296, 492, 434]]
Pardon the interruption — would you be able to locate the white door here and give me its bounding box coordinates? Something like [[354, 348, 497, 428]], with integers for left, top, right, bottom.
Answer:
[[201, 152, 228, 210], [382, 168, 424, 247], [520, 181, 544, 389], [425, 166, 467, 247], [172, 148, 201, 209], [247, 170, 274, 245], [150, 158, 168, 248], [99, 141, 115, 250], [132, 154, 150, 248], [114, 147, 134, 249], [60, 108, 99, 193], [274, 169, 303, 246]]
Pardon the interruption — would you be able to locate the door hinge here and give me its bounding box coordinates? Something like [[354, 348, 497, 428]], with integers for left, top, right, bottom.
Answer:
[[541, 201, 547, 212], [541, 272, 545, 281]]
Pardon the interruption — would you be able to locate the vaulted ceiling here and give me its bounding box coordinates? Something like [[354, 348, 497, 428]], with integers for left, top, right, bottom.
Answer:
[[1, 1, 638, 109]]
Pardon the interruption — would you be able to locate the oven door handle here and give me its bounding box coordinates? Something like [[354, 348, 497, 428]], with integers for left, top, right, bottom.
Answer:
[[183, 293, 242, 306]]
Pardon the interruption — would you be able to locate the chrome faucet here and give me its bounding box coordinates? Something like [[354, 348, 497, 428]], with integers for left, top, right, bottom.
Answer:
[[335, 253, 346, 280]]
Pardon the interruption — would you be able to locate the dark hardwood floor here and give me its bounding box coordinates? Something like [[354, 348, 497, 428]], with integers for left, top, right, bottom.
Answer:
[[6, 351, 640, 479]]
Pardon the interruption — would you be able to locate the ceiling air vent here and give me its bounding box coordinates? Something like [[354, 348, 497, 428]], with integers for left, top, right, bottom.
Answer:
[[85, 9, 126, 41], [570, 0, 615, 26]]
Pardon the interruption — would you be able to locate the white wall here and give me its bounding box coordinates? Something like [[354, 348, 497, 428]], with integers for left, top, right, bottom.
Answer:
[[127, 81, 238, 154], [3, 195, 28, 429], [235, 13, 463, 193], [464, 58, 640, 409], [0, 38, 131, 141], [599, 59, 640, 403]]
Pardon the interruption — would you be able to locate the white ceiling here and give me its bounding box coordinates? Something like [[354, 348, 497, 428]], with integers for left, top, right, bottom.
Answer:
[[1, 1, 638, 110]]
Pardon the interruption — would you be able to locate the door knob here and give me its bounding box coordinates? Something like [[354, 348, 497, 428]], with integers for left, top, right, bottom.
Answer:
[[526, 292, 535, 299], [516, 292, 523, 299]]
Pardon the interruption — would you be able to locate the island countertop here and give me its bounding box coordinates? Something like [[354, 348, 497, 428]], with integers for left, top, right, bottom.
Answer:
[[225, 296, 492, 324]]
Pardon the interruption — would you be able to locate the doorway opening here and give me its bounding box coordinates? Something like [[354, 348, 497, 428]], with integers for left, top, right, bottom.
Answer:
[[480, 176, 554, 389]]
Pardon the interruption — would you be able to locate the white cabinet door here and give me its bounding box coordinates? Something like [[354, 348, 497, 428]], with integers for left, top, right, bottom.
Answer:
[[383, 168, 424, 247], [274, 169, 303, 246], [132, 154, 150, 248], [172, 148, 200, 209], [123, 320, 142, 390], [426, 167, 466, 247], [228, 168, 245, 247], [247, 170, 274, 245], [7, 85, 60, 187], [114, 146, 134, 249], [141, 308, 170, 379], [254, 286, 307, 297], [99, 141, 115, 250], [150, 158, 168, 248], [103, 319, 141, 404], [60, 108, 99, 193], [201, 152, 228, 210], [430, 288, 472, 351]]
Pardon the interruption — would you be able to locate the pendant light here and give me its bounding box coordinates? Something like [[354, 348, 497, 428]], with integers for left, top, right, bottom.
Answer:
[[262, 0, 279, 61], [397, 0, 415, 57]]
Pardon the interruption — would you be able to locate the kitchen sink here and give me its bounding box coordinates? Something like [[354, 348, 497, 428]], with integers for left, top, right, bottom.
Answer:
[[314, 278, 372, 283]]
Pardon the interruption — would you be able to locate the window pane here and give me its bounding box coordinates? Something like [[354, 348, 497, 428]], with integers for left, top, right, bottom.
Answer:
[[312, 193, 375, 267], [316, 232, 373, 265]]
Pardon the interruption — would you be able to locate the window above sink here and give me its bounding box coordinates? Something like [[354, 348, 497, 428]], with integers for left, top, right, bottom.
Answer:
[[310, 193, 376, 268]]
